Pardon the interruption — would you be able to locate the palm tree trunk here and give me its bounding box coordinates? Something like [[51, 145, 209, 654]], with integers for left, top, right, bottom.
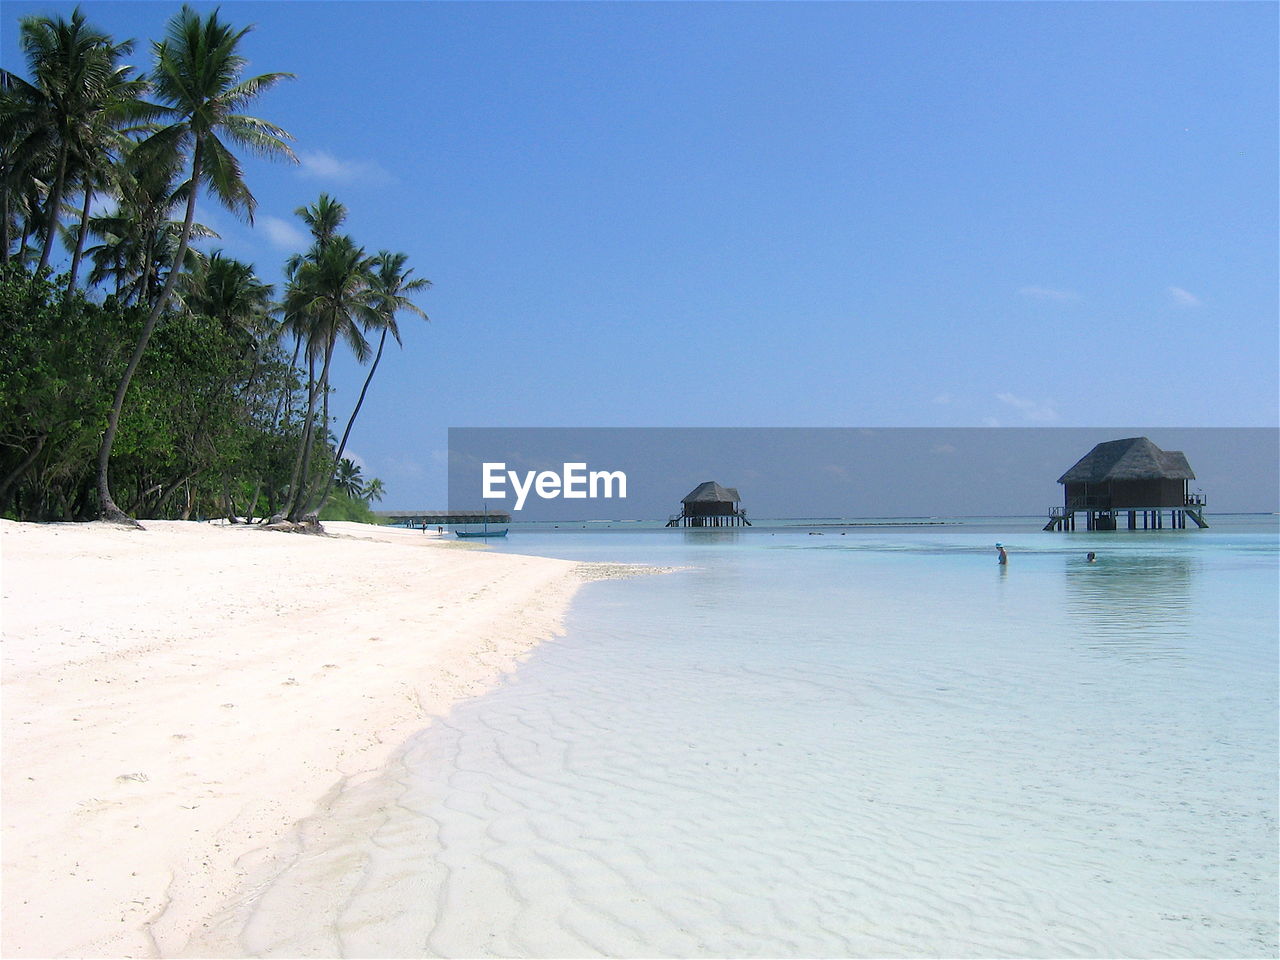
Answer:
[[310, 327, 387, 515], [0, 434, 47, 508], [282, 332, 301, 428], [96, 143, 203, 524], [244, 335, 300, 523], [222, 478, 236, 523], [37, 147, 68, 272], [245, 476, 262, 524], [136, 245, 154, 307], [270, 334, 303, 435], [1, 171, 11, 265], [285, 350, 317, 518], [288, 341, 334, 521], [153, 468, 202, 516], [67, 186, 93, 291], [320, 344, 332, 457]]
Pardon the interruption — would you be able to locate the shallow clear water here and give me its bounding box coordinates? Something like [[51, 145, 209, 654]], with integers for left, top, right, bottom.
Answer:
[[237, 519, 1278, 958]]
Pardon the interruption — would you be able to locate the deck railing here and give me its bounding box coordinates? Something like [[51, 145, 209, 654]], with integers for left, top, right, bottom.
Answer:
[[1056, 495, 1206, 514]]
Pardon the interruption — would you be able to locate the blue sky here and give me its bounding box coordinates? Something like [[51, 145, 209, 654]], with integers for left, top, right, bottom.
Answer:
[[5, 1, 1277, 508]]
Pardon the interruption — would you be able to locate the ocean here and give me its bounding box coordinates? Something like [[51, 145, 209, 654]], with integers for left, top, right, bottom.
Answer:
[[235, 516, 1278, 958]]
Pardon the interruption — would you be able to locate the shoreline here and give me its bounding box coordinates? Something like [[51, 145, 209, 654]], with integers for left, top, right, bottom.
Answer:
[[1, 518, 608, 958]]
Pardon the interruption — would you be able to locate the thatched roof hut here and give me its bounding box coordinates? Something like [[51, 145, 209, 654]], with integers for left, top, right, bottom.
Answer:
[[1055, 437, 1202, 525], [668, 481, 750, 526], [1059, 437, 1195, 486], [682, 481, 741, 505]]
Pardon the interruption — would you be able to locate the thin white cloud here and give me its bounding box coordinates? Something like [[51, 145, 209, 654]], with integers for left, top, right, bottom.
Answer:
[[996, 392, 1059, 423], [933, 393, 954, 405], [821, 464, 850, 482], [1168, 286, 1201, 307], [1018, 286, 1078, 301], [298, 150, 393, 185], [261, 215, 309, 251]]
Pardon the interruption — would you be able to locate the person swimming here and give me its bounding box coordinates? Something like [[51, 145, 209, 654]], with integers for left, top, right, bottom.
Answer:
[[996, 542, 1008, 565], [1087, 551, 1097, 562]]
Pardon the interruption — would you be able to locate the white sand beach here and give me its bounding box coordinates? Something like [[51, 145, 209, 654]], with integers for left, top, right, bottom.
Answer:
[[0, 519, 591, 958]]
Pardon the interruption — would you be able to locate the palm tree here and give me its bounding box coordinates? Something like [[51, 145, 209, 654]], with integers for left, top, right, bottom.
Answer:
[[63, 158, 112, 290], [363, 477, 385, 504], [120, 250, 271, 518], [333, 458, 364, 500], [83, 147, 215, 305], [179, 249, 272, 333], [95, 5, 295, 524], [1, 8, 147, 273], [2, 36, 63, 265], [281, 234, 375, 521], [313, 250, 429, 515], [163, 250, 276, 520], [279, 194, 347, 433], [286, 193, 346, 277], [0, 168, 46, 267], [0, 70, 53, 264], [277, 195, 349, 512], [61, 62, 153, 292]]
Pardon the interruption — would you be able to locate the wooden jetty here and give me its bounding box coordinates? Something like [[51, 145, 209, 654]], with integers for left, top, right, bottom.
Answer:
[[375, 510, 512, 530], [666, 481, 752, 527], [1044, 437, 1208, 531]]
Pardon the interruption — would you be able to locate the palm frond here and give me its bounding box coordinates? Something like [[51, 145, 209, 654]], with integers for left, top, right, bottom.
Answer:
[[220, 72, 296, 114], [221, 114, 297, 162], [200, 132, 254, 221]]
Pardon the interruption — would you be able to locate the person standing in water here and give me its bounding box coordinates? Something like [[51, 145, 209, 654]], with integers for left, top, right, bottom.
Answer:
[[996, 542, 1008, 565]]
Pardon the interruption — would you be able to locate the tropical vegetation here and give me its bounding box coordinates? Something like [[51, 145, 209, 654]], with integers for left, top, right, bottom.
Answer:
[[0, 5, 428, 524]]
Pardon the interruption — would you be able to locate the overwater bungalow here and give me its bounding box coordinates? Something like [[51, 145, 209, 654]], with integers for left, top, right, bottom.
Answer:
[[1046, 437, 1207, 531], [666, 481, 751, 527]]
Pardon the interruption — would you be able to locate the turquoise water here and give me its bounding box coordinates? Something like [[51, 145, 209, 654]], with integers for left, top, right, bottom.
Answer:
[[243, 518, 1278, 958]]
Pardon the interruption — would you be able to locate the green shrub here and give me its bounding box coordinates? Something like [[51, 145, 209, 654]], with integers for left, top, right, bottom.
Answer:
[[319, 495, 384, 523]]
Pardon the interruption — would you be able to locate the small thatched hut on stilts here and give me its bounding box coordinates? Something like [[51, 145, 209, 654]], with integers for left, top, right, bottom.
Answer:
[[666, 481, 751, 527], [1046, 437, 1207, 531]]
